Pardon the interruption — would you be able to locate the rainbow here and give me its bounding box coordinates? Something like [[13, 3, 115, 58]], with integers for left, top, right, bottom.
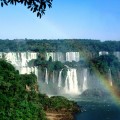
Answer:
[[91, 66, 120, 106], [77, 46, 120, 106]]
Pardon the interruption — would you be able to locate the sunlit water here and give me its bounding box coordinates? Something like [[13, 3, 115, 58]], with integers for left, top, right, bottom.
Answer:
[[67, 95, 120, 120]]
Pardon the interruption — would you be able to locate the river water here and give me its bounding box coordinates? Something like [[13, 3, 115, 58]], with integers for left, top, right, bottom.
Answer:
[[69, 96, 120, 120]]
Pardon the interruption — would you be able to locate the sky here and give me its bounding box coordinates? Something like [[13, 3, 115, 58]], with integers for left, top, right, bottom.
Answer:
[[0, 0, 120, 41]]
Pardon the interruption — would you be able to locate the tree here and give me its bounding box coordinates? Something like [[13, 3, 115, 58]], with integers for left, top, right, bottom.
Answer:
[[0, 0, 53, 18], [0, 59, 47, 120]]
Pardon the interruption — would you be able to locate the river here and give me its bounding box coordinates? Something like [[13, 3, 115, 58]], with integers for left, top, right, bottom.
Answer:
[[69, 96, 120, 120]]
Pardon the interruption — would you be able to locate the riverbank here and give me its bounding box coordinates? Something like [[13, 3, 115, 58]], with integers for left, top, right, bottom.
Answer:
[[46, 110, 76, 120], [45, 103, 80, 120]]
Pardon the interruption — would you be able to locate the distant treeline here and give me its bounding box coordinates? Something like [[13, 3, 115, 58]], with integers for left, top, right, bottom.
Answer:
[[0, 39, 120, 52]]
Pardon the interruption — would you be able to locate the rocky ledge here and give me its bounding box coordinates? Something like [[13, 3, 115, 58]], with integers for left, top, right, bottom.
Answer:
[[46, 105, 80, 120]]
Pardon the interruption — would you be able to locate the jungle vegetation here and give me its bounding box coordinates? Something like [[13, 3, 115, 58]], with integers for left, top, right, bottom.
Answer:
[[0, 59, 79, 120], [0, 39, 119, 54]]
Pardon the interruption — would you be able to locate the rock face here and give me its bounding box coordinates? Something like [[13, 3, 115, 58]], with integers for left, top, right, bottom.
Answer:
[[81, 89, 110, 98], [45, 111, 74, 120]]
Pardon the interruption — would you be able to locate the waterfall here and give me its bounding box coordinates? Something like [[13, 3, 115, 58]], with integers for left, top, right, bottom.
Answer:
[[2, 52, 37, 67], [52, 71, 55, 83], [34, 67, 38, 78], [45, 68, 48, 84], [64, 68, 79, 94], [20, 52, 27, 67], [46, 52, 79, 62], [82, 68, 88, 91], [108, 69, 113, 86], [19, 67, 27, 74], [66, 52, 79, 62], [113, 52, 120, 61], [58, 70, 63, 88]]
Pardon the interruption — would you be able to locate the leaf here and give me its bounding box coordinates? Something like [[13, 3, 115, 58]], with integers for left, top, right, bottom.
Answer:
[[48, 4, 52, 8], [27, 6, 31, 9], [4, 1, 8, 6], [37, 12, 40, 17], [31, 7, 33, 11], [10, 0, 14, 5], [1, 2, 3, 7], [39, 14, 41, 18], [24, 1, 27, 6], [33, 7, 37, 13]]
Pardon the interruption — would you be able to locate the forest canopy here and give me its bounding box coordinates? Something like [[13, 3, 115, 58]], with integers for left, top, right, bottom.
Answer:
[[0, 39, 120, 52]]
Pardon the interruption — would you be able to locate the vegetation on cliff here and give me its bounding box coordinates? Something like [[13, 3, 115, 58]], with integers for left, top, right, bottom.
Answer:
[[0, 59, 47, 120], [90, 55, 120, 88], [0, 59, 79, 120]]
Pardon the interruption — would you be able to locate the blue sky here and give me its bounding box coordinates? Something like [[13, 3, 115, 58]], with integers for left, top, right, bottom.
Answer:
[[0, 0, 120, 41]]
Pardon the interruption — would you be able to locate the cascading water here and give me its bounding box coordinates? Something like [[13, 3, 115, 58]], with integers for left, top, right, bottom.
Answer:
[[45, 68, 48, 84], [34, 67, 38, 78], [1, 51, 117, 97], [66, 52, 79, 62], [52, 71, 55, 83], [2, 52, 37, 67], [64, 68, 79, 94], [113, 51, 120, 61], [19, 66, 38, 77], [58, 70, 63, 88], [82, 68, 88, 91], [46, 52, 79, 62], [21, 52, 27, 67], [108, 69, 113, 86]]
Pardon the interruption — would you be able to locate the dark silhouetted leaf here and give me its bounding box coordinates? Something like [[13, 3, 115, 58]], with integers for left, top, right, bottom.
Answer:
[[1, 2, 3, 7], [0, 0, 53, 18], [37, 12, 40, 17]]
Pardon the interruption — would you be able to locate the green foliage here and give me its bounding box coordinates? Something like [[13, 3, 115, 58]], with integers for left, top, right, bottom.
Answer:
[[54, 61, 64, 70], [20, 73, 37, 86], [49, 96, 76, 110], [0, 59, 16, 72], [0, 60, 47, 120], [38, 95, 77, 111], [90, 55, 120, 74], [0, 59, 78, 120], [34, 56, 65, 71], [48, 56, 52, 62], [0, 0, 53, 18], [0, 39, 119, 53], [90, 55, 120, 88], [34, 58, 48, 68]]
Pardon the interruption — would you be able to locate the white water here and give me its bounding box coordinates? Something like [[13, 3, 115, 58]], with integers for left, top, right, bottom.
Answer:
[[46, 52, 80, 62], [52, 71, 55, 83], [46, 52, 65, 62], [58, 70, 63, 88], [66, 52, 79, 62], [34, 67, 38, 78], [108, 69, 113, 86], [82, 68, 88, 91], [0, 52, 37, 67], [19, 66, 38, 77], [0, 51, 115, 96], [45, 68, 48, 84], [113, 52, 120, 61], [64, 68, 79, 94]]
